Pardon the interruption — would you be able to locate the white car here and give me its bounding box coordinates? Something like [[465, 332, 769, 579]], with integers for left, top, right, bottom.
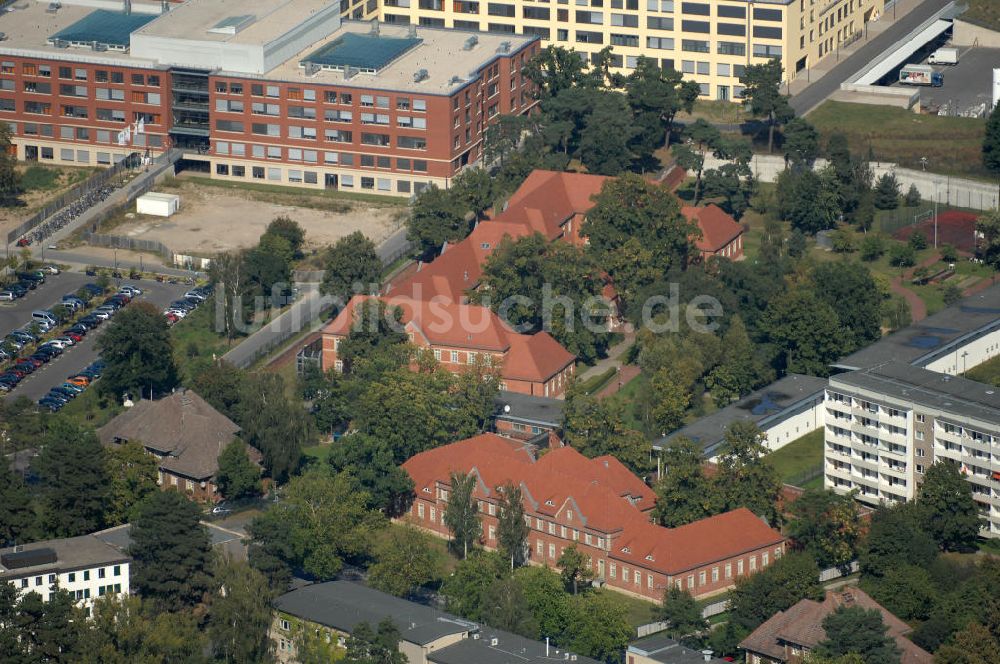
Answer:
[[0, 291, 14, 301], [41, 264, 60, 275], [164, 308, 188, 318], [43, 339, 70, 350], [184, 290, 206, 301], [120, 285, 143, 296], [55, 336, 76, 346], [92, 310, 111, 321]]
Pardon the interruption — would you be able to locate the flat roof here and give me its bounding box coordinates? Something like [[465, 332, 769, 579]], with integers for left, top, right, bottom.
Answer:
[[831, 361, 1000, 426], [263, 21, 536, 94], [627, 634, 728, 663], [833, 282, 1000, 371], [0, 0, 162, 66], [429, 627, 600, 664], [48, 9, 156, 50], [94, 521, 246, 554], [275, 581, 478, 646], [131, 0, 332, 46], [0, 534, 129, 580], [656, 374, 828, 454], [302, 33, 422, 72], [494, 391, 564, 428]]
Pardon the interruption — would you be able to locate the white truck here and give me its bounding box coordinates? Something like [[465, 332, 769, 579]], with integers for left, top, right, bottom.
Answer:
[[928, 47, 959, 65]]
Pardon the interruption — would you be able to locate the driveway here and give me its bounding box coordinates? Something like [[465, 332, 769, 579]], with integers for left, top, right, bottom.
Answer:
[[791, 0, 954, 115], [4, 277, 189, 403]]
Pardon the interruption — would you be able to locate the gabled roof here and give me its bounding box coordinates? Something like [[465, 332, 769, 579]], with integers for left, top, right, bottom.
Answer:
[[324, 295, 575, 383], [392, 222, 532, 302], [739, 588, 932, 664], [97, 389, 243, 480], [494, 170, 609, 239], [403, 434, 785, 572], [682, 204, 743, 253]]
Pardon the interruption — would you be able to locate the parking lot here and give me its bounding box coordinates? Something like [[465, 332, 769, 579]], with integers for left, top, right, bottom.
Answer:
[[2, 272, 189, 403], [890, 46, 1000, 115]]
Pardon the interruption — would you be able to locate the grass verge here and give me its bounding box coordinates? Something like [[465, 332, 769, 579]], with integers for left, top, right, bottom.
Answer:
[[163, 175, 409, 208], [966, 354, 1000, 387]]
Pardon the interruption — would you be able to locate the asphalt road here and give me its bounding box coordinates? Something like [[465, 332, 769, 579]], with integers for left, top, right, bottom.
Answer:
[[895, 46, 1000, 114], [0, 272, 94, 339], [791, 0, 953, 115], [3, 277, 189, 403]]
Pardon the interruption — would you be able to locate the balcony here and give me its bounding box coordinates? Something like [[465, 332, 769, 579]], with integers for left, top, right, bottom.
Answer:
[[172, 100, 210, 112]]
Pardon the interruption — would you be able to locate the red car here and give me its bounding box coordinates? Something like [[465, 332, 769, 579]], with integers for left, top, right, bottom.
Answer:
[[7, 367, 26, 378], [23, 356, 44, 368], [65, 331, 84, 342], [16, 237, 30, 247]]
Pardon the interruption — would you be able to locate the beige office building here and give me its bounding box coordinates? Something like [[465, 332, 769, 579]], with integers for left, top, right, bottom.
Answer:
[[379, 0, 885, 100]]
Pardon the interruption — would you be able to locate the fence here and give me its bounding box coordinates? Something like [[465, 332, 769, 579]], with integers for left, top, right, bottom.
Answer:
[[6, 152, 143, 245], [81, 232, 171, 259], [875, 203, 967, 235]]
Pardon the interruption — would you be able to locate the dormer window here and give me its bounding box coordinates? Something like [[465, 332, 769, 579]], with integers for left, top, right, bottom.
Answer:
[[481, 242, 490, 249], [621, 546, 630, 554], [645, 555, 654, 561], [422, 487, 431, 493], [567, 510, 573, 521], [545, 500, 555, 506]]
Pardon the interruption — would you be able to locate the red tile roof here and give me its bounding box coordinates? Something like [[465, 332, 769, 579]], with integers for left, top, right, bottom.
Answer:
[[392, 221, 532, 302], [739, 588, 932, 664], [324, 295, 575, 383], [403, 434, 785, 575], [682, 204, 744, 254], [493, 170, 610, 239]]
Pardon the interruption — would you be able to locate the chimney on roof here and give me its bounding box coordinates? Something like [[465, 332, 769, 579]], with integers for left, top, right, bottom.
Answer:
[[370, 19, 379, 36], [160, 0, 169, 13], [123, 0, 131, 15]]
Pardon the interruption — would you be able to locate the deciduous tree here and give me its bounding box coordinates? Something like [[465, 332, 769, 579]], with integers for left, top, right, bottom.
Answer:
[[811, 261, 883, 353], [741, 59, 794, 154], [440, 551, 508, 620], [407, 186, 469, 260], [0, 463, 33, 545], [343, 620, 407, 664], [984, 101, 1000, 174], [728, 552, 823, 635], [564, 592, 632, 663], [714, 422, 783, 526], [557, 543, 594, 595], [859, 502, 937, 580], [497, 481, 529, 569], [216, 439, 261, 501], [654, 586, 707, 638], [0, 123, 21, 207], [625, 57, 699, 151], [265, 215, 306, 258], [320, 231, 382, 301], [105, 440, 158, 526], [652, 437, 717, 527], [762, 287, 844, 376], [327, 433, 415, 517], [787, 489, 862, 569], [97, 301, 179, 399], [916, 460, 983, 553], [209, 559, 273, 664], [236, 371, 309, 482], [783, 117, 820, 167], [815, 606, 901, 664], [444, 471, 481, 559], [368, 526, 445, 597]]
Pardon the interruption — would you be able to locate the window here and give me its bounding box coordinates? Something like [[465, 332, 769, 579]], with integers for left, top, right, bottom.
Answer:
[[681, 1, 709, 14], [268, 168, 281, 181], [687, 574, 694, 589], [699, 571, 707, 585], [647, 16, 673, 30], [413, 99, 427, 112], [717, 4, 745, 18], [681, 19, 709, 33], [753, 44, 783, 58], [397, 136, 426, 150], [718, 41, 746, 56], [717, 22, 746, 37], [648, 37, 674, 50], [682, 39, 710, 53], [754, 6, 782, 21], [361, 133, 390, 147], [754, 26, 783, 39]]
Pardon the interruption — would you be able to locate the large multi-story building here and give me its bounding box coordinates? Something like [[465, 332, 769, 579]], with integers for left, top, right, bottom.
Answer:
[[404, 432, 786, 601], [0, 534, 131, 608], [0, 0, 538, 194], [381, 0, 885, 98], [824, 361, 1000, 536]]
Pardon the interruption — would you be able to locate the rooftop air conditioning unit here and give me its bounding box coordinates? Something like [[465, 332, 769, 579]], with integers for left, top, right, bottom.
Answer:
[[413, 68, 429, 83], [463, 35, 478, 50], [497, 40, 511, 53], [304, 62, 321, 77], [370, 19, 379, 35], [344, 66, 359, 80], [407, 25, 417, 38], [93, 42, 108, 52]]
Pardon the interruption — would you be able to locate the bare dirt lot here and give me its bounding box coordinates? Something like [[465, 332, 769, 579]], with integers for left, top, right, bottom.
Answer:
[[105, 178, 407, 256]]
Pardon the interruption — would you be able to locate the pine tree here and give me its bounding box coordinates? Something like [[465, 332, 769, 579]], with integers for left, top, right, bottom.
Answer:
[[0, 463, 34, 545], [984, 102, 1000, 174], [130, 490, 213, 612], [35, 420, 110, 538]]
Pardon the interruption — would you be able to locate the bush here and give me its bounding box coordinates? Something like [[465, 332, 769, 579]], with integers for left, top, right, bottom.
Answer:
[[908, 232, 927, 250], [888, 243, 916, 267], [943, 283, 963, 305], [904, 184, 921, 207], [940, 243, 958, 263], [831, 229, 856, 253], [860, 234, 886, 261]]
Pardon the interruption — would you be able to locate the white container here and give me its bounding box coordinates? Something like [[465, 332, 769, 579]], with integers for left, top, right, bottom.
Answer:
[[136, 192, 180, 217]]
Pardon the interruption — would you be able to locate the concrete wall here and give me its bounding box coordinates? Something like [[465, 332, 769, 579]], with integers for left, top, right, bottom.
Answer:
[[953, 19, 1000, 47], [763, 397, 824, 453], [923, 326, 1000, 375]]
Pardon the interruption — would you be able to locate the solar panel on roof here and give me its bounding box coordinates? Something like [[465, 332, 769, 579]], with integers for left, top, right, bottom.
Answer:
[[301, 33, 422, 73], [1, 548, 57, 570], [48, 9, 155, 49], [907, 335, 942, 349]]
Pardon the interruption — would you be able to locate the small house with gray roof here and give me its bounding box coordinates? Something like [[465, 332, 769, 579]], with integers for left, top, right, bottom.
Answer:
[[98, 389, 254, 502]]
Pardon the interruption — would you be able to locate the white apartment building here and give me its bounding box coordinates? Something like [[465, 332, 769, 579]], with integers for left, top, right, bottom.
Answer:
[[825, 361, 1000, 537], [0, 534, 131, 608]]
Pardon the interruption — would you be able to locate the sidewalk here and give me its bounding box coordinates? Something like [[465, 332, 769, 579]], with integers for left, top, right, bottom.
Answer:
[[889, 253, 939, 322], [577, 331, 635, 383]]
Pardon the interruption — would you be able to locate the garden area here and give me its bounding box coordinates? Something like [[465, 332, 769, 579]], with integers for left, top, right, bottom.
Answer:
[[767, 429, 824, 490]]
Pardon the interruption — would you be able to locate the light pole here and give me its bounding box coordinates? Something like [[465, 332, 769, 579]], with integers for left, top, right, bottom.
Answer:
[[934, 180, 940, 249]]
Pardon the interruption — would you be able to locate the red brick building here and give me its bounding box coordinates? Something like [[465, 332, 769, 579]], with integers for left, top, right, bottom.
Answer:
[[403, 433, 787, 601], [0, 0, 538, 195], [322, 295, 576, 396], [682, 204, 745, 261]]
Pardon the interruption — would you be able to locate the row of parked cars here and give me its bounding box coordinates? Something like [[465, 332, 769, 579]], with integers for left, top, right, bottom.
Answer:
[[0, 264, 61, 302], [0, 283, 143, 397], [36, 359, 106, 412], [163, 285, 212, 325]]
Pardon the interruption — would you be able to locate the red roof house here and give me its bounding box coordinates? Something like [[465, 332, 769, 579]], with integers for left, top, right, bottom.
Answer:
[[403, 433, 786, 601], [493, 170, 610, 244], [682, 204, 745, 261], [322, 295, 576, 397]]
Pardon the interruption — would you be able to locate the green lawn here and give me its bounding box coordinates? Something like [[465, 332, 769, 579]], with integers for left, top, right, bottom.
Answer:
[[963, 0, 1000, 30], [163, 175, 409, 208], [966, 355, 1000, 387], [57, 386, 124, 429], [170, 297, 231, 381], [595, 587, 657, 629], [768, 429, 824, 489], [808, 101, 988, 179]]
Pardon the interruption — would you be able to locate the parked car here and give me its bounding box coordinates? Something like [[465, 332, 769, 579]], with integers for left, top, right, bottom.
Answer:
[[67, 324, 89, 336], [91, 310, 111, 321], [42, 339, 70, 350], [55, 336, 76, 346], [41, 264, 60, 275], [50, 386, 77, 399], [83, 283, 104, 296], [64, 331, 84, 343], [59, 382, 84, 394], [211, 502, 231, 515], [13, 361, 35, 375], [184, 290, 206, 301], [120, 285, 143, 296], [0, 290, 15, 301], [164, 308, 188, 319], [67, 375, 90, 387]]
